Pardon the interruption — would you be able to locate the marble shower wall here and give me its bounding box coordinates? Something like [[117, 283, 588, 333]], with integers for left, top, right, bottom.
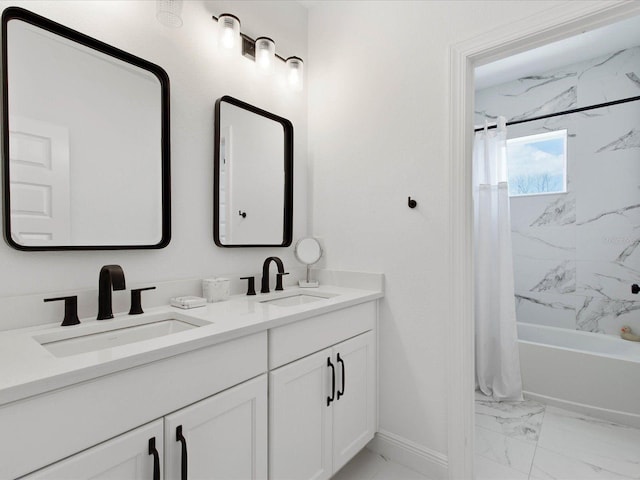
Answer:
[[475, 46, 640, 336]]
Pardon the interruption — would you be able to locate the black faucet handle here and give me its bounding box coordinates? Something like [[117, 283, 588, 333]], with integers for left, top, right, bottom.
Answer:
[[240, 276, 256, 296], [129, 286, 156, 315], [276, 272, 290, 291], [44, 295, 80, 326]]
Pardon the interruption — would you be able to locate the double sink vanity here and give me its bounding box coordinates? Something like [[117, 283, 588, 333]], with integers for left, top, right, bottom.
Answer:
[[0, 6, 382, 480], [0, 275, 382, 479]]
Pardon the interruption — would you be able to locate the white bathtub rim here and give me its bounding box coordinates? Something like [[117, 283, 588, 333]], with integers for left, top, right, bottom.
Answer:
[[517, 322, 640, 363], [524, 391, 640, 429], [518, 339, 640, 363]]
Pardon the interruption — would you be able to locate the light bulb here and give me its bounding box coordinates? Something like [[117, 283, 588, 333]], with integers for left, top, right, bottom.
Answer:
[[255, 37, 275, 74], [218, 14, 240, 51], [221, 28, 235, 49], [286, 56, 304, 91]]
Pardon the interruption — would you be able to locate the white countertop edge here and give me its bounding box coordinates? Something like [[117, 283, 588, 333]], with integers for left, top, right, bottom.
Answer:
[[0, 286, 383, 406]]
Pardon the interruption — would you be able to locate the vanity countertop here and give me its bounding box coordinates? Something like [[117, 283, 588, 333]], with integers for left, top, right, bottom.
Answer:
[[0, 285, 382, 406]]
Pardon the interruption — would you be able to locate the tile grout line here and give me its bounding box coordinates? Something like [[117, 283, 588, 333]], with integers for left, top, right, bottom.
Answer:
[[527, 403, 547, 479]]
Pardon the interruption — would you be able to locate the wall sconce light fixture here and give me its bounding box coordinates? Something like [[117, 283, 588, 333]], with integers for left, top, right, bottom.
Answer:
[[286, 56, 304, 91], [212, 14, 304, 91], [156, 0, 183, 28], [255, 37, 276, 74], [218, 13, 241, 51]]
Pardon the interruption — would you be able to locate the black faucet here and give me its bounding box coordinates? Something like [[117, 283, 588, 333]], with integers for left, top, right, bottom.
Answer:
[[97, 265, 126, 320], [261, 257, 288, 294]]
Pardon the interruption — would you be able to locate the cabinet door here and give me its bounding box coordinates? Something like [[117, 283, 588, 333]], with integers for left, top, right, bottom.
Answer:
[[164, 374, 267, 480], [22, 420, 163, 480], [269, 349, 333, 480], [332, 331, 376, 472]]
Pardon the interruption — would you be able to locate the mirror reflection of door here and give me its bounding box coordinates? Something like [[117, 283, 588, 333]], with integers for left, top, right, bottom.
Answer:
[[222, 103, 284, 245], [214, 95, 293, 247], [9, 116, 71, 246], [214, 96, 293, 247], [3, 8, 170, 250], [219, 126, 232, 243]]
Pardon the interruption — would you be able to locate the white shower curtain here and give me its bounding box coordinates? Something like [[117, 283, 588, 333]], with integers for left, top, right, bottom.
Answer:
[[473, 117, 523, 401]]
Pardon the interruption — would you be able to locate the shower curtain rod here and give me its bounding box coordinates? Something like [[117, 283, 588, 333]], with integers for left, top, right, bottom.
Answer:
[[474, 93, 640, 132]]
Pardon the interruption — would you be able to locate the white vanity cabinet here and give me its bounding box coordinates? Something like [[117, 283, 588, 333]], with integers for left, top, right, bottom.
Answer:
[[331, 332, 376, 471], [269, 302, 376, 480], [164, 374, 267, 480], [22, 420, 164, 480], [3, 332, 267, 480], [22, 375, 267, 480], [1, 290, 380, 480]]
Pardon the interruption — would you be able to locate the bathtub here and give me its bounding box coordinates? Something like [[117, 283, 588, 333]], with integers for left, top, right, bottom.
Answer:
[[517, 322, 640, 427]]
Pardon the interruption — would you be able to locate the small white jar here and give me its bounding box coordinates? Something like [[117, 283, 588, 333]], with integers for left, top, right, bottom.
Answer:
[[202, 277, 230, 302]]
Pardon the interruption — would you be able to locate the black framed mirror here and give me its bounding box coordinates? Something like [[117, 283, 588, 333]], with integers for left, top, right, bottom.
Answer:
[[2, 7, 171, 251], [214, 96, 293, 247]]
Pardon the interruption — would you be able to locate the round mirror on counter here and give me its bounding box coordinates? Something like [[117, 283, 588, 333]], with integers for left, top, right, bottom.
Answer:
[[295, 237, 322, 287]]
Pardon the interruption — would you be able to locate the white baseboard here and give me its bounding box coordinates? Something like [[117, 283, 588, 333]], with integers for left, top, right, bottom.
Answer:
[[366, 430, 448, 479]]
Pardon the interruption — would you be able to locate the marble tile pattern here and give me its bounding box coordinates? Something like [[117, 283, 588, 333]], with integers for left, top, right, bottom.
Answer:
[[475, 46, 640, 336], [332, 448, 432, 480], [475, 393, 640, 479]]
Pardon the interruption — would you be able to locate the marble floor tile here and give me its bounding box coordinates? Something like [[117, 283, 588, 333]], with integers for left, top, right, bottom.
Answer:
[[474, 350, 640, 479], [476, 424, 538, 474], [475, 392, 546, 442], [332, 449, 431, 480], [537, 406, 640, 478], [530, 446, 636, 480], [343, 398, 640, 480], [332, 449, 387, 480], [474, 454, 529, 480], [371, 458, 431, 480]]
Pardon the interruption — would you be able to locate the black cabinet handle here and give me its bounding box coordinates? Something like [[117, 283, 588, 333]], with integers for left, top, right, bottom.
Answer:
[[327, 357, 335, 406], [148, 437, 160, 480], [337, 353, 345, 400], [176, 425, 188, 480]]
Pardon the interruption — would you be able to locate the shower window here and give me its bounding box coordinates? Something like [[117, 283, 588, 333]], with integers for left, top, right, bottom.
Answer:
[[506, 129, 567, 197]]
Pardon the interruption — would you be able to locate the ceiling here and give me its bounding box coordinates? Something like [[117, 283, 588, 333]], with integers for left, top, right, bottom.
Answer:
[[475, 13, 640, 90]]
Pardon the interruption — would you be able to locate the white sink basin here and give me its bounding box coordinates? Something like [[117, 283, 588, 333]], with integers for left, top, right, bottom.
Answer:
[[35, 316, 209, 358], [260, 292, 336, 307]]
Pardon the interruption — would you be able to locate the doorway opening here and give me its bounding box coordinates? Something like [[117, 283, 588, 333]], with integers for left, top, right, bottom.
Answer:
[[473, 12, 640, 479], [447, 3, 640, 478]]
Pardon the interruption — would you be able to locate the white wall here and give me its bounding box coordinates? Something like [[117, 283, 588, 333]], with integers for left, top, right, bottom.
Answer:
[[306, 0, 596, 464], [0, 1, 308, 312]]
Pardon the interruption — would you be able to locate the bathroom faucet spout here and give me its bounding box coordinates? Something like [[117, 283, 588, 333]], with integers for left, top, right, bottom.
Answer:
[[261, 257, 285, 294], [97, 265, 126, 320]]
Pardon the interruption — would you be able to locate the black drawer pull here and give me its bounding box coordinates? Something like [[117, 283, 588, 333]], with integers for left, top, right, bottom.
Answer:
[[148, 437, 160, 480], [337, 353, 345, 400], [327, 357, 335, 406], [176, 425, 188, 480]]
